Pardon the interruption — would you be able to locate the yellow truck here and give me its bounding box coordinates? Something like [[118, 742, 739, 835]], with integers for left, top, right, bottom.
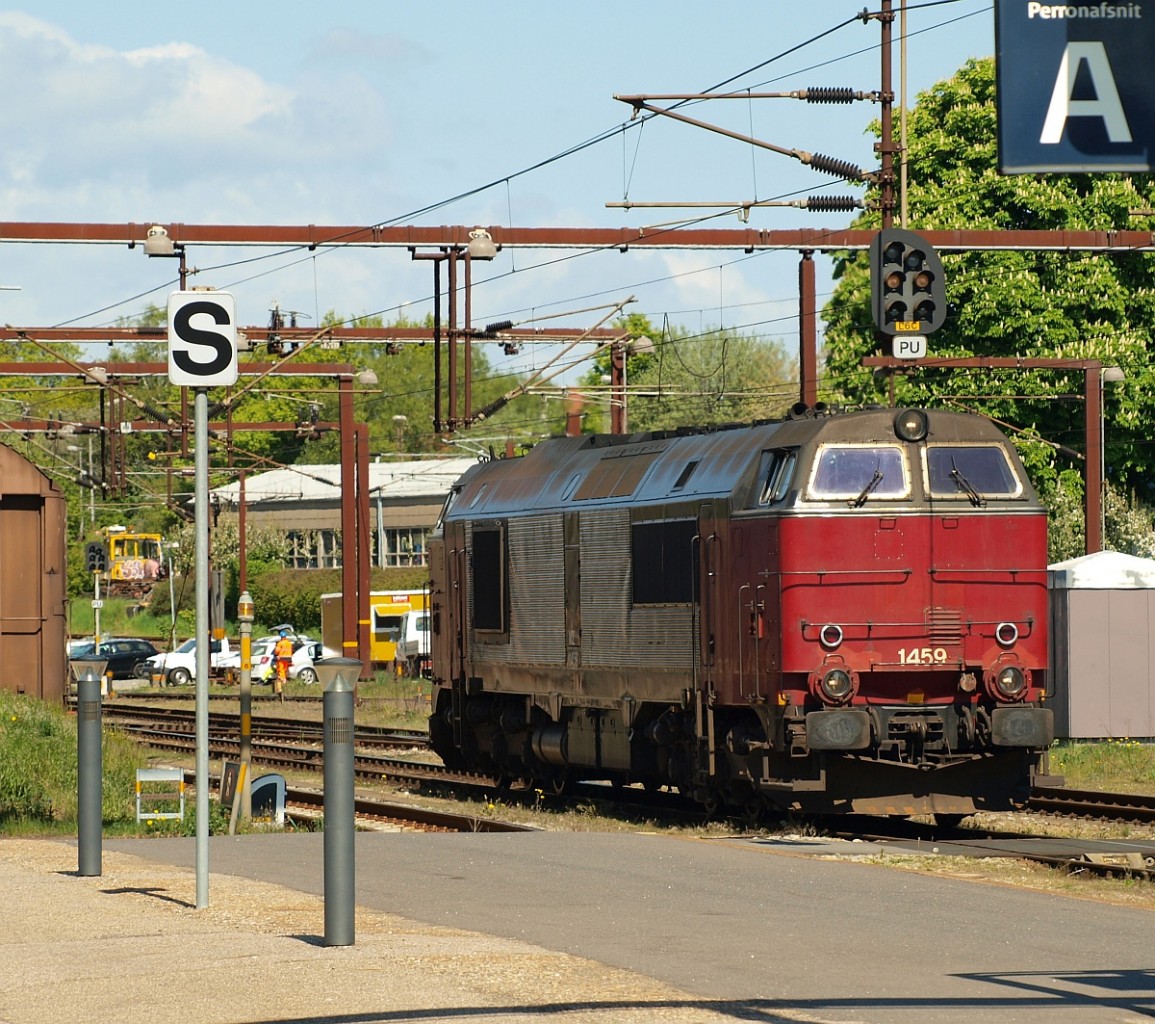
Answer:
[[320, 590, 428, 670]]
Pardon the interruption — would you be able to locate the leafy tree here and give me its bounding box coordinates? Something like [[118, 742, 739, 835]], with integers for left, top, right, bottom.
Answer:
[[578, 313, 794, 433], [821, 57, 1155, 552]]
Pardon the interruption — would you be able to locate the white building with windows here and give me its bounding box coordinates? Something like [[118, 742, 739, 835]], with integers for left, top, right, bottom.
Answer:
[[209, 457, 477, 570]]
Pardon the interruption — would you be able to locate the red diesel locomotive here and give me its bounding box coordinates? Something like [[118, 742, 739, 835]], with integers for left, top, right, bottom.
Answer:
[[427, 405, 1058, 819]]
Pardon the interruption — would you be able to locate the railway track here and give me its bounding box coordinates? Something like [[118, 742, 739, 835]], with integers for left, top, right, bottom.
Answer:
[[98, 702, 1155, 828], [94, 701, 1155, 876], [99, 700, 428, 750], [1027, 785, 1155, 824]]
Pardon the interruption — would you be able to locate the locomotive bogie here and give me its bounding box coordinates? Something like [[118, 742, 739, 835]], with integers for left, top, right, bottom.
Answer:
[[428, 407, 1059, 817]]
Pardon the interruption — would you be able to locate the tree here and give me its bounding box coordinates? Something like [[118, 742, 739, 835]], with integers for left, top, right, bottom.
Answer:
[[822, 57, 1155, 555], [578, 313, 794, 433]]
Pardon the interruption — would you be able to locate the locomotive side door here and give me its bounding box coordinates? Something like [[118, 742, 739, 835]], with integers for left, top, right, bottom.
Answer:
[[697, 500, 724, 778]]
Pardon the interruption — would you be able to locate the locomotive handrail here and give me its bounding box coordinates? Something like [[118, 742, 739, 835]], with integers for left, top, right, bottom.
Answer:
[[800, 616, 1036, 637], [928, 567, 1047, 577], [775, 568, 912, 577]]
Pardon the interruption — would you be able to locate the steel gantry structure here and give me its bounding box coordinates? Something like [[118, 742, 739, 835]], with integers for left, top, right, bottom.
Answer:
[[4, 218, 1154, 557]]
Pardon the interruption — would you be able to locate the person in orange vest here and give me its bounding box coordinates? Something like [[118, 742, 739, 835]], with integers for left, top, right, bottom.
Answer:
[[274, 629, 293, 700]]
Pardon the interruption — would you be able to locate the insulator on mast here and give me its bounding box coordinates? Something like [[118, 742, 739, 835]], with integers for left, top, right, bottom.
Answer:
[[804, 152, 868, 181], [801, 87, 857, 104], [801, 195, 863, 213]]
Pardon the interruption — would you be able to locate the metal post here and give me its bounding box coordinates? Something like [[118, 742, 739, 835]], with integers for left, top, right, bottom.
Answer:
[[1085, 365, 1102, 556], [76, 670, 102, 877], [321, 658, 359, 946], [194, 386, 210, 908], [167, 544, 177, 653], [340, 377, 357, 660], [92, 569, 102, 650], [798, 252, 817, 408], [237, 590, 254, 821]]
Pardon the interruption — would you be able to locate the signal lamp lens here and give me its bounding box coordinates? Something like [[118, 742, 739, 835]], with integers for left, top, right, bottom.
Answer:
[[884, 270, 904, 291], [995, 622, 1019, 647], [884, 242, 904, 264], [885, 302, 908, 323], [994, 665, 1027, 700], [819, 624, 844, 649], [894, 408, 929, 442], [819, 668, 854, 704], [914, 301, 936, 321], [912, 270, 933, 290], [904, 249, 926, 272]]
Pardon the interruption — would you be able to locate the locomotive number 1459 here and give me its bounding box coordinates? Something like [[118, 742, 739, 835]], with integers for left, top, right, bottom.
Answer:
[[897, 647, 950, 665]]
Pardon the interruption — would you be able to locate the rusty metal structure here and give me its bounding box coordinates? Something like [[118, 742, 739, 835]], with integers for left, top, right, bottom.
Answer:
[[0, 360, 377, 676]]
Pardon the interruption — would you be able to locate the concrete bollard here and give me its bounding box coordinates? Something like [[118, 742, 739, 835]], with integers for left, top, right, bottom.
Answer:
[[319, 657, 360, 947], [76, 674, 103, 876]]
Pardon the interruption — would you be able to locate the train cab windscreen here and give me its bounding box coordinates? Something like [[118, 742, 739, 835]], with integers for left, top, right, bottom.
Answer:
[[808, 444, 909, 503], [926, 445, 1022, 499]]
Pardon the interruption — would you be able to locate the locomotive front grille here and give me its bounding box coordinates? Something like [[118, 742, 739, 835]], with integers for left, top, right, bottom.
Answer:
[[926, 606, 963, 645]]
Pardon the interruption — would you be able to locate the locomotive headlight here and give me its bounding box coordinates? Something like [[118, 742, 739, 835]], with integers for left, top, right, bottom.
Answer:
[[894, 408, 928, 442], [994, 665, 1027, 700], [819, 668, 854, 704]]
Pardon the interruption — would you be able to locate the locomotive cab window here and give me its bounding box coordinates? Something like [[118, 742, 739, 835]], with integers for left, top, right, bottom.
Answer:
[[632, 519, 698, 605], [471, 524, 508, 633], [808, 444, 909, 502], [756, 448, 797, 505], [926, 445, 1022, 499]]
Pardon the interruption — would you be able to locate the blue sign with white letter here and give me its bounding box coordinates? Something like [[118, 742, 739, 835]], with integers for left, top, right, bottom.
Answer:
[[996, 1, 1155, 172]]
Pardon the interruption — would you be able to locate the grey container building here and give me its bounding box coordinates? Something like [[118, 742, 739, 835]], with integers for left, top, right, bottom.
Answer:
[[1049, 551, 1155, 739]]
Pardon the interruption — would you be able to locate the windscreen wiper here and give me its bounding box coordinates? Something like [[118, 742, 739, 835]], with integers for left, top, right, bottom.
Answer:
[[950, 464, 986, 508], [850, 468, 884, 508]]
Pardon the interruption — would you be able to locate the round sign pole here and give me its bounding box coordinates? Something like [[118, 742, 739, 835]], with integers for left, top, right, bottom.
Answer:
[[194, 385, 210, 909], [167, 289, 238, 911]]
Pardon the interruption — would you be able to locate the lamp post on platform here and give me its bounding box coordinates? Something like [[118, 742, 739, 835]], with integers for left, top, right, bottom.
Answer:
[[237, 590, 255, 822]]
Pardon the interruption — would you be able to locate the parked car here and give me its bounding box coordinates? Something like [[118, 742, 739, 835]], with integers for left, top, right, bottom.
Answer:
[[220, 634, 319, 684], [141, 637, 234, 686], [69, 638, 161, 681], [256, 637, 321, 684]]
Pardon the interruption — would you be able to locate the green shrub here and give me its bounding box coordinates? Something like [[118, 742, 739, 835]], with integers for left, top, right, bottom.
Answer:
[[249, 567, 429, 633], [0, 692, 143, 829]]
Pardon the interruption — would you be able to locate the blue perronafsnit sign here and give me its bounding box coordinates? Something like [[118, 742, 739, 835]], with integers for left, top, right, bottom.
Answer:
[[996, 1, 1155, 172]]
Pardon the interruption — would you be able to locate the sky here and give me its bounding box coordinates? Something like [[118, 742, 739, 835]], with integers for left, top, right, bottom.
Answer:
[[0, 1, 998, 390]]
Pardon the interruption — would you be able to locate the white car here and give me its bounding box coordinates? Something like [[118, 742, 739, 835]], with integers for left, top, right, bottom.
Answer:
[[142, 637, 234, 687], [253, 636, 320, 684], [219, 634, 320, 684]]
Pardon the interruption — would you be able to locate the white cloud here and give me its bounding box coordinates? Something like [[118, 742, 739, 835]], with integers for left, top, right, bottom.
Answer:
[[0, 13, 397, 223]]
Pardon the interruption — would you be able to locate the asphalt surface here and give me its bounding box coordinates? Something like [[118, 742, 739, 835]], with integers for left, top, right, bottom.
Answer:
[[102, 830, 1155, 1024]]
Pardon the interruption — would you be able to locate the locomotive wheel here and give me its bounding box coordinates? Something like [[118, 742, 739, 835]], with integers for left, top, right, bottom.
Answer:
[[743, 796, 769, 828], [933, 813, 968, 829], [534, 769, 570, 796]]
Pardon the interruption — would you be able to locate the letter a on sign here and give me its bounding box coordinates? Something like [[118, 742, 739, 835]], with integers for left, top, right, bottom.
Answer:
[[1040, 43, 1132, 145], [167, 291, 239, 387]]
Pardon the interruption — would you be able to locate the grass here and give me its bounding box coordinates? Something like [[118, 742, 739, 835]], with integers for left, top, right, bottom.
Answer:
[[1049, 738, 1155, 793], [0, 690, 144, 834], [7, 676, 1155, 842]]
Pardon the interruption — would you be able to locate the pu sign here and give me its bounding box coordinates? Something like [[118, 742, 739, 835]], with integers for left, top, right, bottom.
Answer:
[[167, 291, 239, 387], [996, 2, 1155, 172]]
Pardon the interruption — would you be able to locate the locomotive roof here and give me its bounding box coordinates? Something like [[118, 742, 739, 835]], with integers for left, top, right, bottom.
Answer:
[[445, 406, 1022, 518]]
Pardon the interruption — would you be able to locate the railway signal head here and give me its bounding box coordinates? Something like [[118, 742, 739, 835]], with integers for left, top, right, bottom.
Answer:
[[870, 228, 947, 337], [84, 541, 107, 573]]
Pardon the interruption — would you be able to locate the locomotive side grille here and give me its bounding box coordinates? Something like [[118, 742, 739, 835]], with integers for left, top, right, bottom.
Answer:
[[469, 516, 566, 665], [581, 510, 695, 669], [926, 606, 963, 645]]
